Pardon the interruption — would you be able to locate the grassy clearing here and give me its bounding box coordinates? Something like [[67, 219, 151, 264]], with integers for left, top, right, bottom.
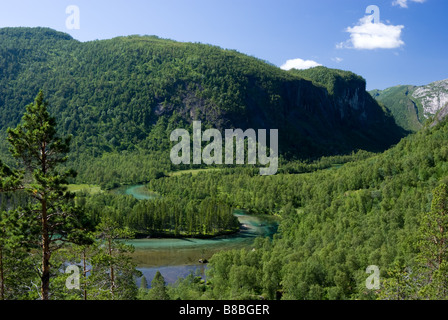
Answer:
[[168, 168, 221, 177], [65, 184, 103, 195]]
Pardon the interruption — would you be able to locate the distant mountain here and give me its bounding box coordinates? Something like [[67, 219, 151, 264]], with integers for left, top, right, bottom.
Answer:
[[370, 79, 448, 132], [0, 27, 406, 180], [430, 103, 448, 128]]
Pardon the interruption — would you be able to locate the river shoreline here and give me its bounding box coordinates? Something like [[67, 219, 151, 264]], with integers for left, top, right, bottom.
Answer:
[[113, 184, 279, 269], [133, 226, 241, 240]]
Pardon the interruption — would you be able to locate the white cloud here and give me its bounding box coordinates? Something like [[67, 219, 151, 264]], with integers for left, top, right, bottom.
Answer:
[[331, 57, 343, 63], [340, 14, 404, 50], [393, 0, 426, 8], [280, 58, 322, 70]]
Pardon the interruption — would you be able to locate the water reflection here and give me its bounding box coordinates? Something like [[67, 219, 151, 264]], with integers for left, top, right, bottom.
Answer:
[[117, 185, 279, 285]]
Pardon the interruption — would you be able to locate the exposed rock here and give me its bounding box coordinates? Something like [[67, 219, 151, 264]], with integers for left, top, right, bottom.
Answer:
[[413, 79, 448, 115], [430, 104, 448, 128]]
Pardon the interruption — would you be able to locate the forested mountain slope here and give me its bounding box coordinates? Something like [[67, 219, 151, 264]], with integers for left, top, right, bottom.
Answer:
[[149, 114, 448, 300], [0, 27, 405, 183], [370, 79, 448, 132]]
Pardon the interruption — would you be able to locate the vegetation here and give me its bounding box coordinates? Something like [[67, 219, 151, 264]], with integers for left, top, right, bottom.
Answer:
[[290, 66, 365, 96], [370, 85, 424, 132], [79, 192, 240, 238], [379, 183, 448, 299], [369, 79, 448, 132], [3, 90, 448, 300], [1, 27, 448, 301], [0, 93, 139, 300], [140, 115, 448, 300], [0, 27, 405, 188], [0, 91, 90, 299]]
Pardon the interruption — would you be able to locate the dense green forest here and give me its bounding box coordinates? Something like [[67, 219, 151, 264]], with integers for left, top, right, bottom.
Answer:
[[1, 27, 448, 301], [369, 85, 425, 132], [0, 27, 405, 186], [79, 192, 240, 237], [141, 114, 448, 300], [3, 92, 448, 300]]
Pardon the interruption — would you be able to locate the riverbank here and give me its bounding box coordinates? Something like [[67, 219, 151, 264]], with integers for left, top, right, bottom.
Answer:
[[133, 226, 241, 240], [127, 211, 279, 267], [70, 183, 279, 268]]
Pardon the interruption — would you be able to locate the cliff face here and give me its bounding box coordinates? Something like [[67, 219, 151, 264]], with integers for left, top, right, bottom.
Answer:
[[430, 104, 448, 128], [216, 67, 404, 156], [412, 79, 448, 115]]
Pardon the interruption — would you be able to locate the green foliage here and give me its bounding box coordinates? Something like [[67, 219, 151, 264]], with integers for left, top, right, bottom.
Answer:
[[79, 191, 240, 238], [168, 272, 208, 300], [149, 117, 448, 300], [89, 218, 140, 300], [140, 276, 148, 290], [370, 79, 448, 133], [0, 204, 37, 300], [1, 92, 140, 300], [1, 91, 91, 299], [370, 85, 423, 132], [289, 66, 365, 96], [0, 27, 405, 186], [146, 271, 170, 300], [380, 183, 448, 300], [2, 27, 447, 301]]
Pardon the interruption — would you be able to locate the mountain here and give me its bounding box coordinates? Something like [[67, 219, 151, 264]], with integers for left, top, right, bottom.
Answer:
[[430, 103, 448, 128], [370, 79, 448, 132], [0, 27, 406, 184], [137, 102, 448, 300]]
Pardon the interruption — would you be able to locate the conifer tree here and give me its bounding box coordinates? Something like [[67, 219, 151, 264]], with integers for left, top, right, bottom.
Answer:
[[416, 183, 448, 299], [91, 216, 140, 300], [148, 271, 169, 300], [140, 276, 148, 290], [3, 91, 89, 300], [379, 183, 448, 300]]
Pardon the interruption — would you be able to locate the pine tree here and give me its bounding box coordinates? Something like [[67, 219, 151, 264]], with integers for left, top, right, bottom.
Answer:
[[92, 216, 140, 300], [416, 183, 448, 299], [379, 183, 448, 300], [3, 91, 89, 300], [148, 271, 169, 300], [140, 276, 148, 290]]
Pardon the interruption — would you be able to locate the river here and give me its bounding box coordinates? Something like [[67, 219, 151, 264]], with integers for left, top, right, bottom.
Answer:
[[115, 184, 279, 286]]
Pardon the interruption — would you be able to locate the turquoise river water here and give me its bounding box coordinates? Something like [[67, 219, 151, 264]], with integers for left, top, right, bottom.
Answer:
[[116, 185, 279, 285]]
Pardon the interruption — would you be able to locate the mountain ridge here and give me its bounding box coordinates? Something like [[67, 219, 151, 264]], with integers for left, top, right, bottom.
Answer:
[[370, 79, 448, 132], [0, 27, 406, 183]]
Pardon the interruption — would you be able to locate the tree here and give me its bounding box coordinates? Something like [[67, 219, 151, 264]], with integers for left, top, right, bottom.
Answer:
[[140, 276, 148, 290], [137, 275, 149, 300], [91, 217, 140, 300], [380, 184, 448, 300], [416, 183, 448, 299], [147, 271, 170, 300], [3, 91, 89, 300]]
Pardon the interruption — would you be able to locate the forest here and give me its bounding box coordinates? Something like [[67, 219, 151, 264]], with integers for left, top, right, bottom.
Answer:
[[0, 28, 405, 171], [80, 192, 240, 238], [1, 90, 448, 300], [0, 27, 448, 301]]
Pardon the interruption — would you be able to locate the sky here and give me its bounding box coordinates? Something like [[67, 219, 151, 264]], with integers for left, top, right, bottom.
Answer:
[[0, 0, 447, 90]]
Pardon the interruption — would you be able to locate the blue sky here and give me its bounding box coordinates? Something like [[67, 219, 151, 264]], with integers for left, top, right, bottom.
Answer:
[[0, 0, 446, 90]]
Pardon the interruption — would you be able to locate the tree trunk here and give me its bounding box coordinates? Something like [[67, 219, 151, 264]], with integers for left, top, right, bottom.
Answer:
[[40, 140, 51, 300], [0, 246, 4, 300], [108, 237, 115, 299], [41, 198, 50, 300], [82, 248, 87, 300]]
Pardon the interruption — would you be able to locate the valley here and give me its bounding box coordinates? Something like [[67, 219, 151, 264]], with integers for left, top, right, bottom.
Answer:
[[1, 26, 448, 301]]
